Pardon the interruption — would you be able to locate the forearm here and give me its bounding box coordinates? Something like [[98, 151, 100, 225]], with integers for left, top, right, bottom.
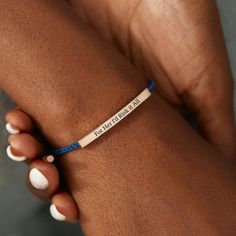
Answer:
[[1, 1, 236, 235], [0, 0, 146, 146]]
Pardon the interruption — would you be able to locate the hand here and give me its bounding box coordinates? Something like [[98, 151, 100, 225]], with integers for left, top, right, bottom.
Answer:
[[5, 109, 79, 222], [67, 0, 236, 158], [2, 0, 236, 230]]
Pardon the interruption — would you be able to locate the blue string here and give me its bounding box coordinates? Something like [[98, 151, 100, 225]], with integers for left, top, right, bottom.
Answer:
[[147, 80, 156, 92], [49, 142, 81, 156], [49, 80, 156, 156]]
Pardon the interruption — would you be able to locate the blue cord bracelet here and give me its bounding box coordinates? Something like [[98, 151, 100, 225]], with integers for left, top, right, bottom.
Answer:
[[50, 142, 81, 156], [49, 80, 155, 157]]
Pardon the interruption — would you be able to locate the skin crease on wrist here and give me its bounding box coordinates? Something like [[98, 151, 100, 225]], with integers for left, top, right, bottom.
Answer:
[[1, 0, 236, 235]]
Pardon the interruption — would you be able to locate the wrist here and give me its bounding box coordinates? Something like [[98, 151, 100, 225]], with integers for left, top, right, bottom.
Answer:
[[38, 76, 147, 148]]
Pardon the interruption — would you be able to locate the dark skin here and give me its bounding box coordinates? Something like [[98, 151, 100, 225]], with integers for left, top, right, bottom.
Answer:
[[64, 0, 236, 159], [1, 0, 236, 235]]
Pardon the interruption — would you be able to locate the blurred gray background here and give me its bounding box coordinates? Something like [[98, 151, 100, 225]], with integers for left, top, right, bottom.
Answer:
[[0, 1, 236, 236]]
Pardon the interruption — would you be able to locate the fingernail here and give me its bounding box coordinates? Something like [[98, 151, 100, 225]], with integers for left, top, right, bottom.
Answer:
[[29, 168, 49, 190], [6, 123, 20, 134], [6, 145, 26, 162], [50, 204, 66, 221]]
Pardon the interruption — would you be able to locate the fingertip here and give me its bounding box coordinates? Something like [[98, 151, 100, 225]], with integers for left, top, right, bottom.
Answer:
[[8, 133, 44, 160], [26, 160, 59, 199], [50, 204, 66, 221], [6, 145, 27, 162], [5, 123, 20, 135], [29, 168, 49, 190], [51, 192, 79, 223], [5, 109, 34, 133]]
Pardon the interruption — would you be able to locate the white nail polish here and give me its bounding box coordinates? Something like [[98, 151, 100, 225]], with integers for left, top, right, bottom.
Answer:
[[6, 123, 20, 134], [50, 204, 66, 221], [6, 145, 27, 162], [29, 168, 49, 190]]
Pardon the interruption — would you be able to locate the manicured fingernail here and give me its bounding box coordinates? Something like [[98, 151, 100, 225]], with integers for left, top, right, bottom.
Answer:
[[6, 123, 20, 134], [29, 168, 49, 190], [50, 204, 66, 221], [6, 145, 26, 162]]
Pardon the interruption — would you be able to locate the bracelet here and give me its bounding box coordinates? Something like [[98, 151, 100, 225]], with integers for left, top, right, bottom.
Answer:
[[49, 80, 155, 157]]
